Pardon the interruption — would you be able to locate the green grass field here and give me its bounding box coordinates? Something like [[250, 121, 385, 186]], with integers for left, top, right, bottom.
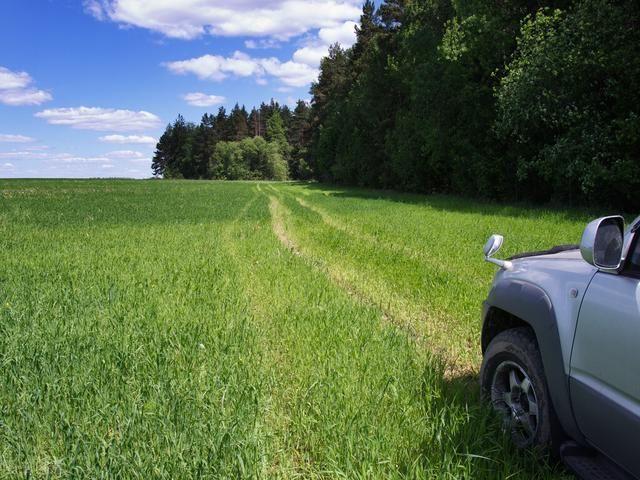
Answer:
[[0, 179, 596, 479]]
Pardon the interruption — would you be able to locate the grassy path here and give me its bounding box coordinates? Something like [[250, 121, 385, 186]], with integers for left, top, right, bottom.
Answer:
[[0, 180, 583, 478]]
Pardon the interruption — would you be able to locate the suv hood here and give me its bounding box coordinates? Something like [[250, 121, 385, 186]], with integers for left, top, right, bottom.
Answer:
[[508, 247, 594, 276]]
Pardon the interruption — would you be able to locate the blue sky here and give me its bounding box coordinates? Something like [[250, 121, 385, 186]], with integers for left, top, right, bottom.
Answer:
[[0, 0, 363, 178]]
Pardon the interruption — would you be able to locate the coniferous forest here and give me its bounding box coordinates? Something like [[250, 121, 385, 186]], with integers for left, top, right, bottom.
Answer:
[[153, 0, 640, 210]]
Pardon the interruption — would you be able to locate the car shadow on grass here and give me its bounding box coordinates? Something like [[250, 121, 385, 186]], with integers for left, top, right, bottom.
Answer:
[[430, 368, 573, 479]]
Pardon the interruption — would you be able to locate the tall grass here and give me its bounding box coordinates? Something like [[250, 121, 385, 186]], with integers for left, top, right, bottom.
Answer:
[[0, 180, 587, 478]]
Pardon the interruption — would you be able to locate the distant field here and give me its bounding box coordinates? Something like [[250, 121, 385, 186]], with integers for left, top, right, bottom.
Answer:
[[0, 179, 595, 479]]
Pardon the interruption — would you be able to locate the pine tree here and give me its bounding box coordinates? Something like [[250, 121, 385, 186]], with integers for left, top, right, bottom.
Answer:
[[152, 124, 172, 177], [266, 110, 291, 178], [230, 104, 250, 141], [192, 113, 217, 178], [215, 107, 234, 142]]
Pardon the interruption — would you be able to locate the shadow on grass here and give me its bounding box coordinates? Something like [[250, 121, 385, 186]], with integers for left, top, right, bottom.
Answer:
[[423, 366, 572, 479], [289, 181, 616, 223]]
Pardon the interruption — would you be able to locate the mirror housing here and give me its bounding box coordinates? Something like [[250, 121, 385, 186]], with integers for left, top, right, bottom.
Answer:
[[483, 234, 513, 270], [484, 234, 504, 257], [580, 216, 624, 272]]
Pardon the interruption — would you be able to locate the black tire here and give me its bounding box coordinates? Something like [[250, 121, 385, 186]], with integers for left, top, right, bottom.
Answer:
[[480, 327, 562, 452]]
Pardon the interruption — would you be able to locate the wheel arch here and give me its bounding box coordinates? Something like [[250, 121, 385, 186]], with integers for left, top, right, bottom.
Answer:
[[482, 306, 532, 354], [482, 279, 585, 444]]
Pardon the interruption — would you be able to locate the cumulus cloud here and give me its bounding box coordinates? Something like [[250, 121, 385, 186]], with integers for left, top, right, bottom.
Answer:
[[165, 52, 262, 81], [292, 21, 357, 67], [170, 21, 357, 92], [165, 51, 318, 87], [99, 134, 157, 145], [182, 92, 226, 107], [0, 134, 35, 143], [0, 66, 52, 106], [0, 68, 31, 90], [318, 20, 357, 45], [292, 45, 330, 67], [258, 57, 319, 87], [84, 0, 361, 40], [35, 107, 161, 132]]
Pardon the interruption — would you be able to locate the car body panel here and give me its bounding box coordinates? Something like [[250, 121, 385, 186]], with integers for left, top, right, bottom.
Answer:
[[490, 249, 597, 372], [571, 271, 640, 476]]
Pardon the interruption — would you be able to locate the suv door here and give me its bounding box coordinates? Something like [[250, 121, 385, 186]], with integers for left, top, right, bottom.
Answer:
[[570, 232, 640, 477]]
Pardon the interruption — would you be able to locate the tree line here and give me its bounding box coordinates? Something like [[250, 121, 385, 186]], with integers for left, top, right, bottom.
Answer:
[[154, 0, 639, 210], [152, 101, 312, 181]]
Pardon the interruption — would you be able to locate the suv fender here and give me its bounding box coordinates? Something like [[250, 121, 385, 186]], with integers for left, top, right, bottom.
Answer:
[[482, 278, 584, 443]]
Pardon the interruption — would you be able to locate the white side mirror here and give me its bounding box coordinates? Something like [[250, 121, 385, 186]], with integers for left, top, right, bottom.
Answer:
[[484, 234, 504, 257], [483, 234, 513, 270], [580, 216, 624, 272]]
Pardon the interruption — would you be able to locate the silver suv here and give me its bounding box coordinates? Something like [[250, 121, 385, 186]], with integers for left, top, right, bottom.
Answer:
[[481, 215, 640, 479]]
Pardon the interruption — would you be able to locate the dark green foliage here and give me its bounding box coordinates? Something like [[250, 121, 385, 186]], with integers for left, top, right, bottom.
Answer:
[[289, 101, 314, 180], [495, 0, 640, 207], [152, 115, 195, 180], [309, 0, 640, 210]]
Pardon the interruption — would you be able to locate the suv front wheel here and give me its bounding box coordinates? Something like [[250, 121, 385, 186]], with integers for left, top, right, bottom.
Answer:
[[480, 327, 561, 451]]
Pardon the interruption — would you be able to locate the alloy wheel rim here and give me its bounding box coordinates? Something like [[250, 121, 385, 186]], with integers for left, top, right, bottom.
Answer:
[[490, 360, 539, 445]]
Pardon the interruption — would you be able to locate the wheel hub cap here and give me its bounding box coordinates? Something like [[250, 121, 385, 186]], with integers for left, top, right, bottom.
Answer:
[[490, 361, 539, 446]]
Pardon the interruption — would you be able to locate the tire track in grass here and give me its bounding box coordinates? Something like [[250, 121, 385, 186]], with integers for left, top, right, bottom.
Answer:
[[264, 193, 567, 480], [268, 193, 422, 351], [266, 185, 477, 377], [269, 195, 300, 255], [222, 188, 314, 476], [259, 194, 441, 478], [288, 189, 491, 302]]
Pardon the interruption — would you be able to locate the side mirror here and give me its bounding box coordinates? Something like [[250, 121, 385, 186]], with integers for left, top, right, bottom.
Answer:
[[484, 234, 504, 257], [483, 234, 513, 270], [580, 216, 624, 271]]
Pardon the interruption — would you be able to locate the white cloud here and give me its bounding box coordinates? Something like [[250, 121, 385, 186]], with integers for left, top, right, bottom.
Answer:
[[99, 134, 157, 145], [35, 107, 161, 132], [318, 20, 357, 46], [0, 151, 49, 160], [0, 149, 150, 165], [165, 51, 318, 87], [54, 155, 111, 164], [245, 39, 281, 49], [0, 68, 31, 90], [182, 92, 226, 107], [0, 134, 35, 143], [292, 45, 329, 67], [105, 150, 146, 159], [84, 0, 361, 40], [0, 148, 150, 178], [0, 150, 111, 164], [259, 57, 318, 87], [165, 52, 262, 82], [292, 20, 357, 67], [0, 66, 52, 106]]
